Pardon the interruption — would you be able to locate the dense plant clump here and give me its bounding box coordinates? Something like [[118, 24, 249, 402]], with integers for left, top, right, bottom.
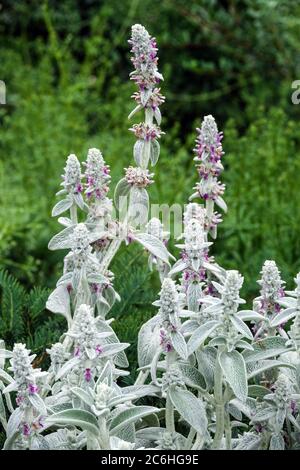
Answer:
[[0, 25, 299, 451]]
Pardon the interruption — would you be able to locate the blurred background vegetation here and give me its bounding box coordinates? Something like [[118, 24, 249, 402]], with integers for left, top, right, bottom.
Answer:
[[1, 0, 300, 368]]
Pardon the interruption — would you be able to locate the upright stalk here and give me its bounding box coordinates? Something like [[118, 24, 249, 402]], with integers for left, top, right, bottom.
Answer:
[[212, 349, 224, 449]]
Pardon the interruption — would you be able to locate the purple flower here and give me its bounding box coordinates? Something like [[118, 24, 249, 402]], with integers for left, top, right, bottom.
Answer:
[[74, 347, 80, 357], [95, 345, 103, 355], [84, 368, 92, 382], [28, 383, 38, 395], [22, 423, 31, 436]]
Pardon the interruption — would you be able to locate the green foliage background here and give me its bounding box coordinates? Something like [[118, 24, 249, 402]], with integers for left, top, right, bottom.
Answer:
[[1, 0, 300, 368]]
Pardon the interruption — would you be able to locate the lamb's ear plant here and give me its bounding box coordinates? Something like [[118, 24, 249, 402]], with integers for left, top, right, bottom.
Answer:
[[1, 24, 300, 451]]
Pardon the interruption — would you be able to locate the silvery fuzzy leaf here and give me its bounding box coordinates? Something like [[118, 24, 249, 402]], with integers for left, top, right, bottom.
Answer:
[[253, 405, 274, 423], [71, 387, 94, 407], [108, 394, 136, 408], [141, 140, 151, 168], [114, 178, 131, 210], [215, 196, 227, 212], [48, 226, 75, 250], [46, 409, 99, 436], [229, 398, 256, 420], [181, 320, 199, 336], [3, 431, 20, 450], [247, 360, 295, 379], [122, 384, 160, 400], [96, 297, 110, 317], [248, 385, 270, 399], [187, 321, 221, 355], [219, 350, 248, 402], [208, 336, 227, 347], [74, 193, 88, 212], [243, 338, 291, 363], [58, 216, 73, 227], [138, 315, 161, 368], [55, 357, 80, 380], [30, 435, 50, 450], [100, 342, 129, 358], [168, 259, 187, 277], [133, 232, 173, 265], [128, 187, 149, 227], [275, 407, 286, 429], [211, 281, 224, 294], [178, 364, 206, 390], [191, 257, 201, 272], [150, 139, 160, 166], [128, 104, 142, 120], [235, 340, 254, 351], [140, 88, 152, 106], [46, 285, 71, 320], [2, 381, 18, 394], [96, 361, 113, 387], [0, 391, 7, 430], [186, 282, 202, 312], [228, 402, 243, 421], [56, 272, 72, 287], [103, 285, 118, 308], [112, 423, 136, 444], [171, 330, 188, 360], [238, 310, 266, 322], [133, 140, 144, 167], [196, 346, 217, 390], [56, 189, 67, 196], [86, 272, 107, 284], [230, 315, 253, 340], [52, 198, 73, 217], [0, 368, 13, 384], [169, 387, 207, 436], [154, 107, 162, 125], [270, 433, 285, 450], [109, 406, 159, 434], [151, 349, 163, 385], [277, 296, 297, 308], [28, 393, 47, 416], [6, 407, 23, 438], [85, 347, 97, 360], [202, 301, 223, 314], [96, 320, 129, 368], [234, 433, 262, 450], [0, 349, 13, 359], [270, 307, 297, 327]]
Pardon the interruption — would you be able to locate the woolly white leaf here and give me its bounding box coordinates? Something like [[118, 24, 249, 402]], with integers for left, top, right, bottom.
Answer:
[[230, 315, 253, 340], [169, 387, 207, 435], [238, 310, 266, 322], [109, 406, 159, 434], [46, 409, 99, 436], [133, 232, 172, 265], [46, 285, 71, 319], [28, 393, 47, 416], [133, 140, 144, 166], [187, 321, 221, 355], [138, 315, 161, 367], [170, 330, 188, 360], [219, 350, 248, 402], [187, 282, 202, 312], [52, 198, 73, 217], [270, 307, 297, 327], [150, 139, 160, 166], [114, 178, 131, 210]]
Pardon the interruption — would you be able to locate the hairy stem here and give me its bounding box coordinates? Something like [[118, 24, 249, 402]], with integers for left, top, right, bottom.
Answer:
[[70, 203, 78, 224], [212, 349, 224, 449]]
